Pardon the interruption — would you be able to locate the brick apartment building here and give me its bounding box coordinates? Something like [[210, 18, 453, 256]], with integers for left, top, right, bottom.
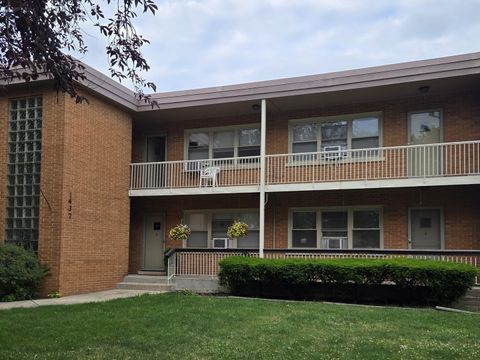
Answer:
[[1, 53, 479, 295]]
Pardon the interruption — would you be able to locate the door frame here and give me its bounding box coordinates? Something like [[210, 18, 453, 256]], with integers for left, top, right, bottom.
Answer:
[[407, 207, 445, 250], [142, 212, 166, 271], [144, 134, 168, 162], [406, 109, 444, 145]]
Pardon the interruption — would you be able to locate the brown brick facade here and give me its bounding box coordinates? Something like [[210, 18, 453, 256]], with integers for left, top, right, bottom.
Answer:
[[132, 91, 480, 162], [128, 185, 480, 273], [0, 87, 132, 296]]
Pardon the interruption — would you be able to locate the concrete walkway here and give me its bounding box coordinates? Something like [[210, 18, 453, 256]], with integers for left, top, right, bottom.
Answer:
[[0, 289, 165, 310]]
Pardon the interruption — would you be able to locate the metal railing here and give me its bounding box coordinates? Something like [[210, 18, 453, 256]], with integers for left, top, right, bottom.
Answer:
[[130, 156, 260, 190], [130, 141, 480, 190], [166, 248, 480, 283], [266, 140, 480, 185]]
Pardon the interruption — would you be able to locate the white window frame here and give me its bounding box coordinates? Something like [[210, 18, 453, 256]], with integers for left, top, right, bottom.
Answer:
[[184, 124, 261, 161], [183, 209, 260, 249], [288, 206, 384, 249], [288, 112, 383, 163]]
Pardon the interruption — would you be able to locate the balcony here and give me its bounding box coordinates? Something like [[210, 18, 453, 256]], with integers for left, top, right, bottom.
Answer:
[[129, 140, 480, 196]]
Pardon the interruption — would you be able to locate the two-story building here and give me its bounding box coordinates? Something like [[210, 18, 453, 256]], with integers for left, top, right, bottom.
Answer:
[[1, 53, 479, 295]]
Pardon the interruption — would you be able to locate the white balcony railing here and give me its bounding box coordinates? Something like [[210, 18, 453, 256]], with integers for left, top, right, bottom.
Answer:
[[130, 140, 480, 192], [266, 140, 480, 185], [130, 156, 260, 190]]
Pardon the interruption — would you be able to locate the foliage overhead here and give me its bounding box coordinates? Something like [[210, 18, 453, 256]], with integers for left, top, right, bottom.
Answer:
[[0, 0, 158, 105]]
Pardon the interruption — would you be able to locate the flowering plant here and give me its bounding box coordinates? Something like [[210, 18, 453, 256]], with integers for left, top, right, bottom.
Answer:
[[227, 220, 248, 239], [169, 224, 191, 241]]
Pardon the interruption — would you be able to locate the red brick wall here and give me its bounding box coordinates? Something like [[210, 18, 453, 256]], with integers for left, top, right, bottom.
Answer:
[[128, 186, 480, 272], [0, 87, 132, 296], [132, 90, 480, 162], [0, 88, 67, 293], [56, 91, 132, 295]]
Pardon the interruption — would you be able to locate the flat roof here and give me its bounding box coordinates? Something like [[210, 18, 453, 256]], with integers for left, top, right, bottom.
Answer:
[[3, 52, 480, 112]]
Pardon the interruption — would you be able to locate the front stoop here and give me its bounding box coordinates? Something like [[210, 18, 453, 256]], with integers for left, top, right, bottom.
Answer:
[[452, 287, 480, 312], [116, 274, 173, 292]]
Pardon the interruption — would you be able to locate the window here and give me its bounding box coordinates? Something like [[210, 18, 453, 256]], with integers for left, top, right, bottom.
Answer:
[[185, 210, 259, 248], [321, 211, 348, 249], [292, 211, 317, 248], [290, 208, 382, 249], [290, 114, 381, 155], [5, 97, 43, 251], [185, 213, 208, 247], [188, 133, 209, 160], [187, 126, 261, 160]]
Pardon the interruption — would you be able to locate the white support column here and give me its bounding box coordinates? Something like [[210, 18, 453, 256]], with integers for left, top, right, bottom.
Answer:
[[259, 99, 267, 258]]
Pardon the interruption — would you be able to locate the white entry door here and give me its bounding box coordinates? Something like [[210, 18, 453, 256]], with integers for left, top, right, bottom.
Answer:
[[143, 214, 165, 270], [409, 209, 442, 249], [408, 111, 443, 177]]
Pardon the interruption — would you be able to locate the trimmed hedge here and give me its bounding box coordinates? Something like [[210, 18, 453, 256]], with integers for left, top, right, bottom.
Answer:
[[219, 256, 478, 305], [0, 244, 49, 301]]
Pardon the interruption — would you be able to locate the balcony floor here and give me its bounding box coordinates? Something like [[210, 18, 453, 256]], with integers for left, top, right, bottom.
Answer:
[[128, 175, 480, 196]]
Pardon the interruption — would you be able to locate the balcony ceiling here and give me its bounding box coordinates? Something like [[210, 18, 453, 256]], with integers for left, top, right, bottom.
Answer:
[[133, 74, 480, 124]]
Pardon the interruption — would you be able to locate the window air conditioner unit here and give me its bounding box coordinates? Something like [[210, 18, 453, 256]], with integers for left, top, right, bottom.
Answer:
[[322, 145, 345, 160], [212, 238, 228, 249], [184, 160, 206, 172], [322, 237, 348, 249]]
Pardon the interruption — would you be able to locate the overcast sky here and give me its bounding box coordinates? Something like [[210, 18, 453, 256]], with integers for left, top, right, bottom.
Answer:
[[78, 0, 480, 92]]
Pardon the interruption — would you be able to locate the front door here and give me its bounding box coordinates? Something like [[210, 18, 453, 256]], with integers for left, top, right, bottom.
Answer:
[[408, 110, 443, 177], [143, 214, 165, 270], [409, 209, 442, 249]]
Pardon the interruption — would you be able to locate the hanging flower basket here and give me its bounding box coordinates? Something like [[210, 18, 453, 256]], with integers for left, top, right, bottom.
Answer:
[[227, 220, 248, 239], [169, 224, 191, 241]]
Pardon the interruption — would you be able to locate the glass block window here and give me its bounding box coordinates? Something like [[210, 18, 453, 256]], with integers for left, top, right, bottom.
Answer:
[[5, 97, 43, 251]]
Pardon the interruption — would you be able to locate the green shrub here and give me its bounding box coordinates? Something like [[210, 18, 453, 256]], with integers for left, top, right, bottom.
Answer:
[[0, 244, 49, 301], [219, 256, 477, 305]]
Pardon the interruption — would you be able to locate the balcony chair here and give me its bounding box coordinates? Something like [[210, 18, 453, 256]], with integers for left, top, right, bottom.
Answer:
[[199, 166, 220, 187]]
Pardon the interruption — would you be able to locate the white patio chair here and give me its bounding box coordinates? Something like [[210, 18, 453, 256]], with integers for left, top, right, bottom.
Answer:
[[199, 166, 220, 187]]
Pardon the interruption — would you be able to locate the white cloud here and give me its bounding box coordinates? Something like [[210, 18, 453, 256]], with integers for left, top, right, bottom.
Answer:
[[77, 0, 480, 91]]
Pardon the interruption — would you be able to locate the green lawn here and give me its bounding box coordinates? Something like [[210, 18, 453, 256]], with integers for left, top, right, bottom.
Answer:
[[0, 294, 479, 360]]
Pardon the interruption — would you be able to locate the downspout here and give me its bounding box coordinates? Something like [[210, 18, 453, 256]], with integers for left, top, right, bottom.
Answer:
[[259, 99, 267, 258]]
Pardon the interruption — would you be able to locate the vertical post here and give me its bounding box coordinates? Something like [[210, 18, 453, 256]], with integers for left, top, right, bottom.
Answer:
[[259, 99, 267, 258]]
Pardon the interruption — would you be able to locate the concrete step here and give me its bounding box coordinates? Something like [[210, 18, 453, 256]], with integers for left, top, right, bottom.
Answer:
[[123, 274, 169, 284], [116, 282, 173, 291], [137, 270, 167, 276]]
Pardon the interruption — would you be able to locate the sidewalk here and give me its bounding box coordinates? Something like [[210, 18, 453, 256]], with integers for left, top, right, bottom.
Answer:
[[0, 289, 165, 310]]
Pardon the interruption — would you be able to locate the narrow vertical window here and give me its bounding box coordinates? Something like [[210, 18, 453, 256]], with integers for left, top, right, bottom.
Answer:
[[5, 97, 43, 251]]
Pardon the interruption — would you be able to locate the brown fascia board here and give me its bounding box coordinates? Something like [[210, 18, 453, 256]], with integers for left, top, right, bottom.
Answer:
[[0, 61, 138, 111], [138, 52, 480, 111], [2, 52, 480, 112]]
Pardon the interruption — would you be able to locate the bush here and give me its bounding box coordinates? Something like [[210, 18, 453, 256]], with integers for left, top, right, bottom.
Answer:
[[219, 256, 478, 305], [0, 244, 49, 301]]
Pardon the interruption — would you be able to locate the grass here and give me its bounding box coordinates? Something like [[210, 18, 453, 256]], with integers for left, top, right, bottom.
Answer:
[[0, 294, 479, 360]]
